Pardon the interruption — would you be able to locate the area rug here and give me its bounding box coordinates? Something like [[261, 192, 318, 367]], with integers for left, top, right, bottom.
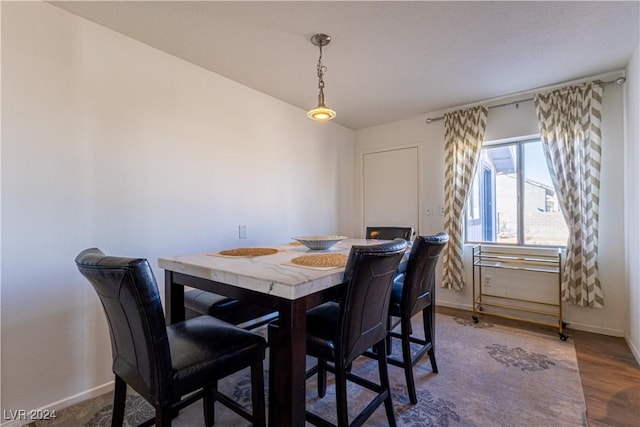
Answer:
[[34, 313, 587, 427]]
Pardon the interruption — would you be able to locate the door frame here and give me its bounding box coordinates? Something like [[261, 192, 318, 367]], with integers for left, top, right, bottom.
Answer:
[[360, 143, 423, 237]]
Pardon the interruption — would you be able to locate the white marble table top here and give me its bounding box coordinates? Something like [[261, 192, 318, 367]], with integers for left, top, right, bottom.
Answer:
[[158, 239, 384, 300]]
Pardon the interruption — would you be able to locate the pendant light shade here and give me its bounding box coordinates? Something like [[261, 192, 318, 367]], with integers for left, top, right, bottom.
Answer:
[[307, 107, 336, 121], [307, 103, 336, 122], [307, 34, 336, 122]]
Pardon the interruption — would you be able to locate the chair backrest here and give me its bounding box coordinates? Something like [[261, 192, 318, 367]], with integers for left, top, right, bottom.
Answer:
[[75, 248, 171, 405], [339, 239, 407, 365], [402, 233, 449, 316], [365, 226, 414, 242]]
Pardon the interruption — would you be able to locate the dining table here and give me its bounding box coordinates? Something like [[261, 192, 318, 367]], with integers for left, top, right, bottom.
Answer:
[[158, 238, 380, 427]]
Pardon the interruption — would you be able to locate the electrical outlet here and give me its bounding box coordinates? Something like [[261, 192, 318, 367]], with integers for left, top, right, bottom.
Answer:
[[484, 276, 492, 287], [238, 225, 247, 239]]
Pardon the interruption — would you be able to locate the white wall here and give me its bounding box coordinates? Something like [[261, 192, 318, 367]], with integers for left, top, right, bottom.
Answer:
[[625, 45, 640, 360], [356, 71, 629, 338], [0, 2, 356, 415]]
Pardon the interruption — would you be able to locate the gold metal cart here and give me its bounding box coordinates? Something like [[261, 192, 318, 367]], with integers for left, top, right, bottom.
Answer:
[[472, 245, 566, 340]]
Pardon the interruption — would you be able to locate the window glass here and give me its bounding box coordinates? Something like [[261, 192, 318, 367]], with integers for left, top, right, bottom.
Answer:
[[467, 145, 518, 244], [523, 142, 568, 246], [465, 138, 567, 247]]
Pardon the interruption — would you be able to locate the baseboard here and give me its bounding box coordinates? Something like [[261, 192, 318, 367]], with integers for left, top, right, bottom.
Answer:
[[625, 332, 640, 364], [0, 382, 114, 427], [436, 302, 626, 337], [436, 301, 472, 311], [565, 322, 625, 337]]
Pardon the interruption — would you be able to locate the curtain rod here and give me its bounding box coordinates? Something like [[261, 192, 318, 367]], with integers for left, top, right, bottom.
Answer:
[[425, 77, 626, 124]]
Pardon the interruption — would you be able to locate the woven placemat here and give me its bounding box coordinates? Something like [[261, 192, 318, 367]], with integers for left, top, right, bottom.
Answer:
[[291, 253, 348, 268], [218, 247, 278, 257]]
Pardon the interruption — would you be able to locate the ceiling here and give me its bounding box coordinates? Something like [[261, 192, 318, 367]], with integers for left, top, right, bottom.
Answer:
[[50, 1, 639, 130]]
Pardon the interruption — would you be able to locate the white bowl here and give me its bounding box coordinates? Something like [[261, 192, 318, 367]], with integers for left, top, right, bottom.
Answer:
[[292, 235, 347, 250]]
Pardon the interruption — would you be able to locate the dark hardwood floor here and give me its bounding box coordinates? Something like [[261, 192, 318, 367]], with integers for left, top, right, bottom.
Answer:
[[438, 306, 640, 427]]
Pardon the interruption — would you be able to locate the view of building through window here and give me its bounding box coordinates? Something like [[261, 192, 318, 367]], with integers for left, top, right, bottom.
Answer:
[[465, 138, 568, 247]]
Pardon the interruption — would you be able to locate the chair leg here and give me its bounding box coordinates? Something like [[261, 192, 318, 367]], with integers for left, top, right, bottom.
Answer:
[[423, 306, 438, 373], [203, 382, 217, 427], [386, 316, 393, 352], [156, 405, 173, 427], [401, 315, 418, 404], [334, 365, 349, 427], [317, 358, 327, 398], [267, 323, 278, 427], [251, 361, 266, 427], [375, 341, 397, 427], [112, 375, 127, 427]]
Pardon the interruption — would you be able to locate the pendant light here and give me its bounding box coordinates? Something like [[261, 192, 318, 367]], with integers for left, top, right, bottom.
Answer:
[[307, 33, 336, 122]]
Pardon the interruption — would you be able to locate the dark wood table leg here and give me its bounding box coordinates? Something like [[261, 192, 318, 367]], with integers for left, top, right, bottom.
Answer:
[[164, 270, 184, 325], [269, 298, 307, 427]]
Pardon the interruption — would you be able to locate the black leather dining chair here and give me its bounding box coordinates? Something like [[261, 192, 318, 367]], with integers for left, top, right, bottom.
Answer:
[[75, 248, 266, 427], [365, 226, 414, 242], [269, 239, 407, 427], [365, 226, 414, 281], [386, 233, 448, 404]]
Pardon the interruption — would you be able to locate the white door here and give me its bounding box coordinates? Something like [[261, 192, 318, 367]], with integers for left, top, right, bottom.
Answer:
[[363, 146, 420, 235]]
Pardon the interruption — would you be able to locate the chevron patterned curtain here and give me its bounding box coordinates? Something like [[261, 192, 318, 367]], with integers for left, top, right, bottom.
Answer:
[[534, 82, 604, 307], [442, 106, 488, 291]]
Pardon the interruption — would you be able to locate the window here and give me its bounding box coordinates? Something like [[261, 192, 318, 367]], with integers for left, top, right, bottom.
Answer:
[[465, 137, 568, 247]]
